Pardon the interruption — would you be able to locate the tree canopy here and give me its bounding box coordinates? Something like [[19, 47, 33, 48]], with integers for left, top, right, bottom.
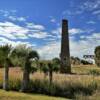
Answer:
[[95, 46, 100, 67]]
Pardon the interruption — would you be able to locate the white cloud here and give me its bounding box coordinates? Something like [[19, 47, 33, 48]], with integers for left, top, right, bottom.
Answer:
[[50, 17, 56, 23], [0, 9, 26, 22], [0, 21, 29, 39], [0, 37, 28, 46], [52, 27, 84, 36], [80, 33, 100, 40], [8, 16, 17, 21], [52, 28, 61, 34], [0, 21, 99, 60], [26, 23, 45, 30], [8, 16, 26, 22], [70, 32, 100, 58], [36, 32, 100, 60], [62, 10, 82, 16], [49, 16, 57, 23], [0, 9, 99, 60], [0, 10, 9, 17], [61, 0, 100, 22], [62, 0, 100, 19], [69, 28, 84, 35], [28, 32, 49, 39], [93, 10, 100, 15], [87, 21, 96, 24], [0, 21, 51, 40], [51, 28, 61, 39], [80, 0, 100, 11], [17, 17, 26, 21], [92, 33, 100, 39], [37, 41, 60, 59]]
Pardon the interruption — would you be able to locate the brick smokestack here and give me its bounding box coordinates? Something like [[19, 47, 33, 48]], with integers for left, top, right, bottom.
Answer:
[[60, 19, 71, 73]]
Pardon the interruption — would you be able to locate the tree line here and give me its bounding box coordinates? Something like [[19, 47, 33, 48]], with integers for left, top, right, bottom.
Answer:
[[95, 46, 100, 67], [0, 44, 60, 92], [0, 44, 99, 92]]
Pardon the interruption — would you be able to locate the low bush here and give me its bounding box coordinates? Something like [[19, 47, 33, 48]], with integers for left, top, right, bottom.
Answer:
[[88, 69, 100, 76], [28, 79, 97, 99], [9, 79, 21, 91], [0, 78, 98, 99]]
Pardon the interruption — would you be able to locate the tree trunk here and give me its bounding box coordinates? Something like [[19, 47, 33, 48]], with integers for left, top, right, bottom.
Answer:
[[3, 65, 9, 91], [44, 72, 48, 79], [49, 71, 53, 85], [21, 69, 30, 92], [48, 63, 53, 85]]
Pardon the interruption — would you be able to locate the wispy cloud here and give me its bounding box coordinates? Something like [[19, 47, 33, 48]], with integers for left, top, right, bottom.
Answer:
[[0, 8, 99, 60], [87, 21, 96, 24], [28, 32, 49, 39], [92, 10, 100, 15], [0, 9, 27, 22], [0, 37, 34, 47], [49, 16, 56, 23], [80, 33, 100, 40], [69, 28, 84, 35], [37, 41, 60, 59], [0, 21, 29, 39], [0, 21, 50, 40], [80, 0, 100, 11], [26, 23, 45, 30], [52, 27, 85, 37], [37, 32, 100, 59], [62, 10, 82, 16], [62, 0, 100, 20], [8, 16, 26, 22]]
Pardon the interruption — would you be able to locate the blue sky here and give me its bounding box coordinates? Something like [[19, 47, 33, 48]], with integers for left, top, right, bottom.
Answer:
[[0, 0, 100, 59]]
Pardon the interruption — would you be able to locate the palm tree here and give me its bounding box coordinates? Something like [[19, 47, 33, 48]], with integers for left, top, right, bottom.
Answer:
[[52, 58, 60, 72], [22, 50, 39, 92], [0, 44, 12, 90], [12, 44, 39, 92], [48, 62, 53, 85], [48, 58, 60, 85], [39, 61, 48, 78], [39, 59, 60, 85]]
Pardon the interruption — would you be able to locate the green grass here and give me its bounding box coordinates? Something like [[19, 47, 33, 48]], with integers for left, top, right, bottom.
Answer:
[[75, 90, 100, 100], [0, 89, 67, 100]]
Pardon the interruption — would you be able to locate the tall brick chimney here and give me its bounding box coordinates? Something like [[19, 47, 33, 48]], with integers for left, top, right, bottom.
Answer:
[[60, 19, 71, 73]]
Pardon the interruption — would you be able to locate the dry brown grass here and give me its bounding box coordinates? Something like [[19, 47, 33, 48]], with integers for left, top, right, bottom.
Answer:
[[0, 65, 100, 86], [0, 65, 100, 99]]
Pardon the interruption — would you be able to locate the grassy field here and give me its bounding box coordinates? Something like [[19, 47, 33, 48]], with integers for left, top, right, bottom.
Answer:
[[0, 65, 100, 100], [0, 89, 67, 100]]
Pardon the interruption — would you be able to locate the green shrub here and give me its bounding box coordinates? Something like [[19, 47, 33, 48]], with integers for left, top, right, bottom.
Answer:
[[75, 93, 89, 100], [9, 79, 21, 91], [0, 78, 98, 99], [88, 69, 100, 76], [28, 79, 97, 99], [95, 46, 100, 67], [0, 79, 3, 89]]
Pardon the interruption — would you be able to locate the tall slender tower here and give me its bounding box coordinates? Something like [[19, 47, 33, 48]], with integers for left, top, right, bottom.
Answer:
[[60, 19, 71, 73]]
